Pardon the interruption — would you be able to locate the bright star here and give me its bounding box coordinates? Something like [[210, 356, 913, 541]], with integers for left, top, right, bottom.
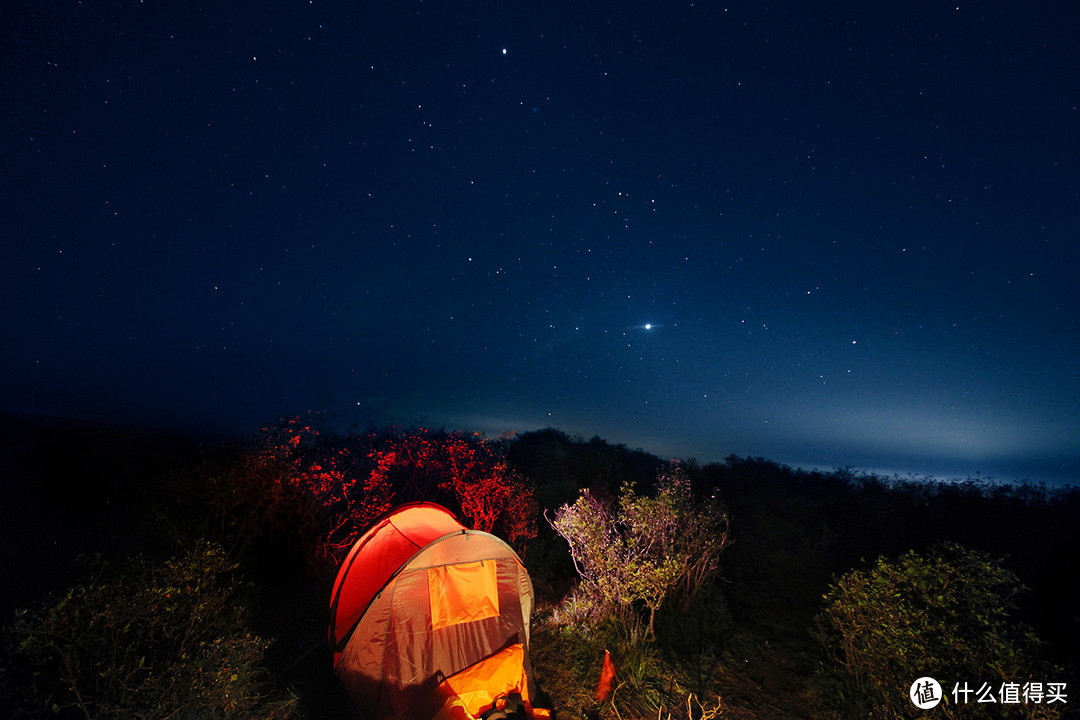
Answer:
[[622, 323, 663, 333]]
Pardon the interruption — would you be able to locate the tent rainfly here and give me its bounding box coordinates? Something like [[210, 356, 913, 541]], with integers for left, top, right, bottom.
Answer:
[[329, 502, 546, 720]]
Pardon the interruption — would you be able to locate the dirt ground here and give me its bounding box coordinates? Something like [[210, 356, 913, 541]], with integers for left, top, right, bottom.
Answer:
[[711, 640, 815, 720]]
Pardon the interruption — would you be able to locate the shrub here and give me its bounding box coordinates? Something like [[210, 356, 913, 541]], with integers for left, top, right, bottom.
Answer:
[[2, 544, 297, 720], [257, 418, 538, 567], [364, 429, 538, 548], [551, 462, 730, 642], [156, 449, 297, 561], [812, 543, 1063, 719]]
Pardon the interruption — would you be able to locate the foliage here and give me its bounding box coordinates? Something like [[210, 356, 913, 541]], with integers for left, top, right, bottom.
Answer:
[[255, 417, 538, 567], [551, 463, 730, 642], [506, 429, 663, 512], [812, 543, 1063, 719], [155, 449, 297, 561], [2, 544, 297, 720], [364, 428, 538, 546]]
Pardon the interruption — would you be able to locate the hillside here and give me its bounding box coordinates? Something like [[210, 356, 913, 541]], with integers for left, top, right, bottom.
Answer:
[[1, 415, 1077, 718]]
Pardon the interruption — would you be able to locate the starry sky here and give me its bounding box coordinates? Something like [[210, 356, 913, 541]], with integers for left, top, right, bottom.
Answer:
[[3, 1, 1078, 484]]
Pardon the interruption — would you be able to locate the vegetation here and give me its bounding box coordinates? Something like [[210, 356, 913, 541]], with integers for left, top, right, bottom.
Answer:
[[813, 544, 1062, 719], [550, 462, 730, 642], [256, 416, 537, 569], [1, 544, 296, 720], [0, 413, 1077, 719]]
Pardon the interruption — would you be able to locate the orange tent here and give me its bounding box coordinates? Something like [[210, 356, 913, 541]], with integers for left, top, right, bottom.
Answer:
[[329, 503, 541, 720]]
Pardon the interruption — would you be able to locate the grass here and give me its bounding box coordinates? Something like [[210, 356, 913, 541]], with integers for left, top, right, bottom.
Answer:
[[530, 588, 816, 720]]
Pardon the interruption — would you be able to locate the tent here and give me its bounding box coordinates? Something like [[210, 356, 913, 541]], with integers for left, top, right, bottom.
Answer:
[[329, 502, 544, 720]]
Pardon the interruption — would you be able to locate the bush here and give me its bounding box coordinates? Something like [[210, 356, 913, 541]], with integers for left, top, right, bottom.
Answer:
[[257, 418, 538, 567], [812, 543, 1063, 719], [156, 450, 297, 561], [551, 462, 730, 642], [1, 544, 297, 720]]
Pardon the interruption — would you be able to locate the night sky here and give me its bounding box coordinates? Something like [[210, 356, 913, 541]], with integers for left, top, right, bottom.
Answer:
[[3, 1, 1078, 484]]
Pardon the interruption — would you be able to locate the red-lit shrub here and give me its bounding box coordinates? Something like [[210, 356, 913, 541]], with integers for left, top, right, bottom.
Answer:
[[255, 415, 367, 566], [365, 429, 537, 544], [257, 417, 537, 567]]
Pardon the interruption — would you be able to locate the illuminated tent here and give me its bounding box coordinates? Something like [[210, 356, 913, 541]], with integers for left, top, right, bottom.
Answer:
[[329, 502, 542, 720]]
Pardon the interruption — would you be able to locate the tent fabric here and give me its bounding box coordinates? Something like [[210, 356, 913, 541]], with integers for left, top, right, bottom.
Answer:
[[441, 642, 530, 717], [428, 561, 500, 630], [412, 644, 530, 720], [330, 503, 537, 720], [329, 502, 463, 656]]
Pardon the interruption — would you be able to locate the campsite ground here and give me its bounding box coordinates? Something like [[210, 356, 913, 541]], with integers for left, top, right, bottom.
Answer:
[[542, 637, 816, 720], [528, 592, 818, 720], [711, 637, 815, 720]]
